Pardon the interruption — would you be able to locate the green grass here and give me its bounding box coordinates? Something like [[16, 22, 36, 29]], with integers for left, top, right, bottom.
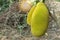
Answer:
[[0, 0, 16, 12]]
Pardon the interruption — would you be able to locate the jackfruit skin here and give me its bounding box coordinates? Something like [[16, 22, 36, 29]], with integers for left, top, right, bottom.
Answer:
[[31, 2, 49, 37], [27, 5, 36, 25]]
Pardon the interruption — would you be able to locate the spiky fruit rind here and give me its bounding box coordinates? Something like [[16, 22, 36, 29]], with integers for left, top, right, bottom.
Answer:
[[31, 2, 49, 37]]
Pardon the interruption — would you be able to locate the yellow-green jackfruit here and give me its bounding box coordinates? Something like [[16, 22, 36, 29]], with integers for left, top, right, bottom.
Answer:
[[27, 2, 49, 37]]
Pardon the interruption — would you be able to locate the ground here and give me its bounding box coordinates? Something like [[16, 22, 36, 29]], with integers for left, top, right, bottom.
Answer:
[[0, 0, 60, 40]]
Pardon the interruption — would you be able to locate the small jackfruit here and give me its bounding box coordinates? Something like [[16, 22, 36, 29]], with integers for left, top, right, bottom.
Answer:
[[31, 2, 49, 37], [27, 2, 49, 37], [27, 5, 36, 25]]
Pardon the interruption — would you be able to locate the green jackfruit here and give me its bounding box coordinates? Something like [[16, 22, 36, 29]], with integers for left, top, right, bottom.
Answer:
[[27, 1, 49, 37], [31, 2, 49, 37], [27, 5, 36, 25]]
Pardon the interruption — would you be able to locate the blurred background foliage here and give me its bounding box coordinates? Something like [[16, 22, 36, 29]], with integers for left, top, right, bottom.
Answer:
[[0, 0, 28, 33], [55, 0, 60, 2], [0, 0, 18, 13]]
